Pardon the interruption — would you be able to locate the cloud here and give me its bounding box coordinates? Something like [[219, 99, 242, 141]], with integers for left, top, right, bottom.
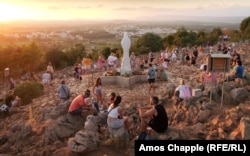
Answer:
[[113, 7, 136, 11], [97, 4, 103, 8], [47, 5, 92, 10]]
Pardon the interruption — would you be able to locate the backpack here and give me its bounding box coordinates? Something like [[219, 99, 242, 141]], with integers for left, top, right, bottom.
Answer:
[[137, 132, 149, 140], [148, 68, 155, 78]]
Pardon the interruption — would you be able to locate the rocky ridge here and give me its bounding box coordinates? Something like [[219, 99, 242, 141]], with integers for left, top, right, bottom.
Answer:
[[1, 49, 250, 156]]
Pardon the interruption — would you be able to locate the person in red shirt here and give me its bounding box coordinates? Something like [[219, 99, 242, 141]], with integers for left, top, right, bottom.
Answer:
[[68, 89, 94, 115]]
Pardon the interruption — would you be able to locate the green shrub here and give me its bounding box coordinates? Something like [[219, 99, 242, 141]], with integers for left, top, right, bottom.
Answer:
[[14, 81, 44, 105]]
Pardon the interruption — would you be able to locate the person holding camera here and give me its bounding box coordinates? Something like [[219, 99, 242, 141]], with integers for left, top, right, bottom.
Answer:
[[68, 89, 96, 116]]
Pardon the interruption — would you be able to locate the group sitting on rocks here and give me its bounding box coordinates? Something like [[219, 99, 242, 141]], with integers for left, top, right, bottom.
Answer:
[[1, 41, 250, 155]]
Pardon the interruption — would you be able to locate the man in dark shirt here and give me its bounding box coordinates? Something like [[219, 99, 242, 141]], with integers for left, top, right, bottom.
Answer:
[[5, 90, 21, 107], [138, 96, 168, 134]]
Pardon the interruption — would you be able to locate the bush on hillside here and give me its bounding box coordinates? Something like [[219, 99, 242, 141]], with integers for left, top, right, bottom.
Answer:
[[14, 81, 44, 105]]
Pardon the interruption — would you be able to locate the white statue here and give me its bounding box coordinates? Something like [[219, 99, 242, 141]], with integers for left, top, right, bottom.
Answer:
[[120, 32, 132, 76]]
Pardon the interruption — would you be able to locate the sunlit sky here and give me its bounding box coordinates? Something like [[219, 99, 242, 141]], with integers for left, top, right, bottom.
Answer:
[[0, 0, 249, 21]]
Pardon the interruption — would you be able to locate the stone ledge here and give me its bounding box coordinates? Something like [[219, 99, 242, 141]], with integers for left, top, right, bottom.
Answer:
[[100, 75, 148, 87]]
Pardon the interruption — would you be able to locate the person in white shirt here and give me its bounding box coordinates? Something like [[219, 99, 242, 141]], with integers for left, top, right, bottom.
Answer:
[[171, 51, 177, 63], [46, 62, 54, 80], [107, 95, 129, 131], [174, 79, 191, 105], [164, 51, 170, 62], [107, 53, 117, 71], [42, 70, 51, 94]]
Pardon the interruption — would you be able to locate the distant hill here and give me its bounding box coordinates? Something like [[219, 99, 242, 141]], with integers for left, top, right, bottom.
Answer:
[[0, 16, 245, 33], [134, 15, 246, 24]]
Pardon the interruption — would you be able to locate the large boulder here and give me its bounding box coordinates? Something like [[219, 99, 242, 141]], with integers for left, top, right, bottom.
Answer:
[[44, 113, 86, 144], [230, 88, 248, 105], [67, 115, 101, 154]]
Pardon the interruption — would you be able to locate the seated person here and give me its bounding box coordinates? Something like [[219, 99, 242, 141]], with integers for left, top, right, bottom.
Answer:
[[68, 89, 96, 116], [107, 95, 129, 131], [5, 90, 21, 108], [174, 79, 191, 104], [138, 96, 168, 134], [106, 92, 116, 107], [199, 65, 218, 85], [203, 72, 218, 84], [199, 64, 207, 84], [226, 60, 244, 81], [30, 72, 39, 82]]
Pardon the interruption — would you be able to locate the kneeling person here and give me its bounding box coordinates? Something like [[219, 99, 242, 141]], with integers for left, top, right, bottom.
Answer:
[[68, 89, 95, 116]]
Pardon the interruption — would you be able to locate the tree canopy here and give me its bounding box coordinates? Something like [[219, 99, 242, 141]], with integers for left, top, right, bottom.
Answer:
[[131, 33, 164, 55], [240, 16, 250, 40]]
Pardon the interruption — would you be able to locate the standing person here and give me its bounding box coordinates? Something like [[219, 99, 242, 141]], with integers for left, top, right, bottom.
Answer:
[[58, 80, 70, 102], [193, 46, 198, 59], [41, 70, 51, 94], [199, 64, 208, 85], [147, 63, 156, 95], [130, 52, 136, 71], [82, 58, 92, 75], [77, 63, 83, 80], [97, 55, 105, 71], [107, 53, 117, 71], [174, 79, 191, 105], [9, 77, 15, 90], [113, 53, 118, 69], [46, 62, 54, 80], [137, 96, 168, 134], [68, 89, 96, 116], [92, 77, 104, 111], [171, 50, 177, 64], [73, 63, 81, 80], [107, 95, 130, 131], [148, 51, 154, 63]]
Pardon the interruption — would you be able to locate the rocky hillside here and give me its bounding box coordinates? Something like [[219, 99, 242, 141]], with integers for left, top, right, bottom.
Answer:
[[1, 46, 250, 156]]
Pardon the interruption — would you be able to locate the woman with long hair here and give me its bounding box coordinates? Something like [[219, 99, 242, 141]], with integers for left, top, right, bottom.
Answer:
[[93, 77, 103, 111], [107, 95, 129, 131]]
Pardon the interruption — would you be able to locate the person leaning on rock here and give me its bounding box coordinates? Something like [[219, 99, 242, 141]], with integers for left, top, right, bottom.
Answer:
[[68, 89, 96, 116]]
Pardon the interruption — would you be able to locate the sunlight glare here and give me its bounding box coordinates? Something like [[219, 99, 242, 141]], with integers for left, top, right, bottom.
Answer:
[[0, 3, 28, 21]]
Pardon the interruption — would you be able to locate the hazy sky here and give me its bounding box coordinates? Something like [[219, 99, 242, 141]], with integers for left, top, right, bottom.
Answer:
[[0, 0, 249, 21]]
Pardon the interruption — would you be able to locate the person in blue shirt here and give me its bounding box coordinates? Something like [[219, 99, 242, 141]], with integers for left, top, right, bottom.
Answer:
[[226, 60, 244, 81], [58, 80, 70, 102], [147, 63, 156, 95]]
